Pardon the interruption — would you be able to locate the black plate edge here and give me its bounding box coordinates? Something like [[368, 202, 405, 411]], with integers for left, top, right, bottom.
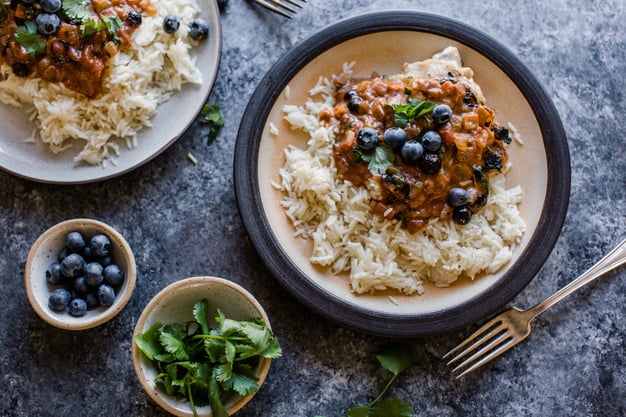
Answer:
[[234, 10, 570, 337]]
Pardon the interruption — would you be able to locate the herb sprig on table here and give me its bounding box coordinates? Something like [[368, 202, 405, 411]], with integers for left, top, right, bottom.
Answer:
[[315, 345, 414, 417], [134, 299, 282, 417]]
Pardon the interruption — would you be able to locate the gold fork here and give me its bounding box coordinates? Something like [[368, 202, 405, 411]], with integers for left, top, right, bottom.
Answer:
[[444, 238, 626, 379], [249, 0, 307, 18]]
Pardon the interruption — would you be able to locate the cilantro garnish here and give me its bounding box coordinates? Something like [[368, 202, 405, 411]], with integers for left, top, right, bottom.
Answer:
[[14, 20, 45, 57], [314, 345, 414, 417], [135, 300, 282, 417], [355, 145, 395, 175], [391, 98, 437, 127], [200, 103, 224, 143], [62, 0, 91, 21], [81, 16, 121, 37]]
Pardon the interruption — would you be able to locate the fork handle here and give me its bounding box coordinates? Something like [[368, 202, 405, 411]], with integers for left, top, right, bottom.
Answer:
[[526, 238, 626, 320]]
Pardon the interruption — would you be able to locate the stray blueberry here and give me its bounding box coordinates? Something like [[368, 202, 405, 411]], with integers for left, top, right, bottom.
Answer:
[[163, 15, 180, 34], [188, 19, 209, 41]]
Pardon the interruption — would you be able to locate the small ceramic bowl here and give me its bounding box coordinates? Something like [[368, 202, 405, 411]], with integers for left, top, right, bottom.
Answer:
[[24, 218, 136, 330], [132, 276, 273, 417]]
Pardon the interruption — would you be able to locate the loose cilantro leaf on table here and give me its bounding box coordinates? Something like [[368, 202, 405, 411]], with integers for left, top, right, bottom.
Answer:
[[355, 145, 395, 175], [315, 345, 414, 417], [391, 98, 437, 127], [14, 20, 45, 57], [135, 300, 282, 417], [200, 103, 224, 143]]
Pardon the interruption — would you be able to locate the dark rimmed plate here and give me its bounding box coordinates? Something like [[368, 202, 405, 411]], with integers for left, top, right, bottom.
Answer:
[[234, 11, 570, 337], [0, 0, 221, 184]]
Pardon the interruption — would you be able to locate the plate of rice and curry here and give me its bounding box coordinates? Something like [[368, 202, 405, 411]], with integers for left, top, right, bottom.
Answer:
[[234, 11, 570, 336], [0, 0, 221, 183]]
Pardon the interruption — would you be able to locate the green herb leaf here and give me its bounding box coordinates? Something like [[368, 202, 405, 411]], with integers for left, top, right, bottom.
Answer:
[[159, 331, 189, 361], [200, 103, 224, 143], [374, 345, 413, 376], [134, 322, 164, 361], [193, 299, 211, 334], [355, 146, 395, 175], [62, 0, 90, 21], [208, 371, 229, 417], [346, 406, 370, 417], [369, 398, 414, 417], [221, 372, 259, 397], [14, 20, 45, 57], [391, 98, 437, 127]]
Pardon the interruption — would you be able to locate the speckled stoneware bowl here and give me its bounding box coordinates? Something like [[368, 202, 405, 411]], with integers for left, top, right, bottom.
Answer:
[[132, 276, 273, 417], [234, 11, 570, 337], [24, 218, 136, 330]]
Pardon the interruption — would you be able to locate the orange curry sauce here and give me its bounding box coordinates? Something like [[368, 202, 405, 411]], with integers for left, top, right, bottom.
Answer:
[[320, 73, 511, 234], [0, 0, 157, 98]]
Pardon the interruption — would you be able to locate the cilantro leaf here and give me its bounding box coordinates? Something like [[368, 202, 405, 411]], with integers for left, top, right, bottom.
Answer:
[[14, 21, 45, 57], [391, 98, 437, 127], [222, 372, 259, 396], [369, 398, 413, 417], [346, 407, 370, 417], [62, 0, 90, 21], [134, 322, 164, 361], [355, 146, 395, 175], [200, 103, 224, 143], [159, 331, 189, 360], [193, 299, 211, 334], [374, 345, 413, 376]]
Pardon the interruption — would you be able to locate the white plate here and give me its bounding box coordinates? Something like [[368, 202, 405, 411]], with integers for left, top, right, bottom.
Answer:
[[0, 0, 221, 184], [234, 11, 570, 337]]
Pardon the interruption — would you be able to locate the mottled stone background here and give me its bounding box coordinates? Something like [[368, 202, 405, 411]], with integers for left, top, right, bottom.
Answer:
[[0, 1, 624, 416]]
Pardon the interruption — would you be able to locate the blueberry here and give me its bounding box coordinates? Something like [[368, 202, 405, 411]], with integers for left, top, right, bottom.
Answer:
[[84, 291, 100, 309], [66, 231, 86, 253], [421, 130, 442, 152], [103, 264, 125, 286], [73, 276, 90, 295], [452, 206, 472, 225], [68, 298, 88, 317], [432, 104, 452, 125], [98, 255, 114, 268], [400, 140, 424, 163], [357, 127, 379, 151], [97, 284, 116, 307], [84, 262, 104, 287], [57, 246, 69, 262], [48, 288, 71, 311], [447, 187, 470, 207], [163, 15, 180, 34], [471, 193, 488, 210], [60, 253, 85, 278], [188, 19, 209, 41], [36, 13, 61, 35], [418, 152, 442, 174], [11, 63, 29, 77], [90, 234, 111, 257], [383, 127, 408, 150], [127, 10, 142, 27], [46, 262, 64, 285], [344, 91, 362, 113], [40, 0, 61, 13]]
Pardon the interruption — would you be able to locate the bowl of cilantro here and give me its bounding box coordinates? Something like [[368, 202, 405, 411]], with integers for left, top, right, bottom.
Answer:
[[132, 276, 282, 417]]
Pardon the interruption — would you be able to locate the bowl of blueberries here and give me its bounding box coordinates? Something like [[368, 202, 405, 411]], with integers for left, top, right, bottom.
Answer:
[[24, 218, 136, 330]]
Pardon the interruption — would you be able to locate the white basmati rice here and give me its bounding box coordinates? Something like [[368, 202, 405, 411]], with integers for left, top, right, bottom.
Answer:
[[275, 54, 526, 295], [0, 0, 203, 165]]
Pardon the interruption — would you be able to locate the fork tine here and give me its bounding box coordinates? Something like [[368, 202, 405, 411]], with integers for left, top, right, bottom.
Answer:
[[450, 331, 511, 373], [252, 0, 296, 18], [445, 322, 506, 366], [452, 336, 523, 379], [443, 317, 503, 360]]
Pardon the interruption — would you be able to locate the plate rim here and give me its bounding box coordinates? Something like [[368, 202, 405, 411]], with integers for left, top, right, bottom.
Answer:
[[0, 0, 223, 185], [234, 10, 570, 337]]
